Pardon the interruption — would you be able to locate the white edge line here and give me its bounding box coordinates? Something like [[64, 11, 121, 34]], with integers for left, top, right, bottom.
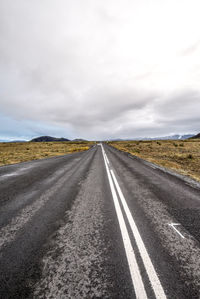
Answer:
[[101, 144, 148, 299], [108, 158, 167, 299]]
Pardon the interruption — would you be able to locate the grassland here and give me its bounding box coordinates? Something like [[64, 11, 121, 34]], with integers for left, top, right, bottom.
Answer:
[[109, 139, 200, 182], [0, 141, 93, 166]]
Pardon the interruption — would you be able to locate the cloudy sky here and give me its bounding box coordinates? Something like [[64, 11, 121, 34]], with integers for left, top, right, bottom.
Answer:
[[0, 0, 200, 140]]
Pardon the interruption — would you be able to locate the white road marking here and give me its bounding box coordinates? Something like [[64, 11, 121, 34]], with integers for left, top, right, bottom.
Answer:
[[169, 223, 185, 239], [150, 165, 156, 169], [105, 153, 110, 165], [101, 145, 148, 299], [101, 144, 167, 299], [143, 161, 156, 169], [111, 169, 167, 299]]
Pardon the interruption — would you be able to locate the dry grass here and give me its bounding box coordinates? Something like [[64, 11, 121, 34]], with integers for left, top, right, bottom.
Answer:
[[0, 141, 93, 166], [109, 139, 200, 182]]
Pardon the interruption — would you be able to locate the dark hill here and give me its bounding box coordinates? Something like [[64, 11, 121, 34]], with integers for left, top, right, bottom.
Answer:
[[30, 136, 70, 142], [190, 133, 200, 139]]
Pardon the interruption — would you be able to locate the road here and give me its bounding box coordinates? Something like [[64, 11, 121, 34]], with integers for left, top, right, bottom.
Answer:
[[0, 144, 200, 298]]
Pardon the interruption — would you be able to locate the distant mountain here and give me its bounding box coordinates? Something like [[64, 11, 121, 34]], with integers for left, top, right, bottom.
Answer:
[[151, 134, 195, 140], [109, 134, 195, 141], [108, 138, 125, 141], [30, 136, 70, 142], [9, 140, 27, 143], [72, 139, 87, 142], [0, 139, 11, 142], [190, 133, 200, 139], [181, 134, 195, 139], [0, 139, 26, 143]]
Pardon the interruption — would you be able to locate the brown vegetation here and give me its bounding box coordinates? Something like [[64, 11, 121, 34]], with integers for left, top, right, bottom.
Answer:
[[109, 139, 200, 182], [0, 141, 93, 166]]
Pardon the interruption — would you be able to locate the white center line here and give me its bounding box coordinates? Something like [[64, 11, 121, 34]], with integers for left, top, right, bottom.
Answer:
[[101, 144, 167, 299], [101, 144, 148, 299], [105, 153, 110, 165]]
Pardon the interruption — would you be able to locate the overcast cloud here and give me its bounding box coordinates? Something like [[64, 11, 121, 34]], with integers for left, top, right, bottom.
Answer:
[[0, 0, 200, 140]]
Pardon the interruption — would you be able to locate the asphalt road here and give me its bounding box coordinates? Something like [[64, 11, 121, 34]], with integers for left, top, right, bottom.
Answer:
[[0, 144, 200, 298]]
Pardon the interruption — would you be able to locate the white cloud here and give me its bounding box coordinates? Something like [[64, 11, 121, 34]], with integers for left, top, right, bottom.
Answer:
[[0, 0, 200, 139]]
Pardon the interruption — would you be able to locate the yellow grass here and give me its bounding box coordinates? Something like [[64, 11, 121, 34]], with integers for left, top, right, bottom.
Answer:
[[0, 141, 93, 166], [109, 139, 200, 182]]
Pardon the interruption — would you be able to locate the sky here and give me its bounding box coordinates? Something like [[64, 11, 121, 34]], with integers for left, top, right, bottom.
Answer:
[[0, 0, 200, 141]]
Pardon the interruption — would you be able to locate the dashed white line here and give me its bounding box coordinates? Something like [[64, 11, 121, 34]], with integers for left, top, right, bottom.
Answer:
[[101, 144, 167, 299]]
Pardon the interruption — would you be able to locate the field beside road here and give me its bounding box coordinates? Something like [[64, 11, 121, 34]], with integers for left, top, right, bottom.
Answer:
[[0, 141, 93, 166], [109, 139, 200, 181]]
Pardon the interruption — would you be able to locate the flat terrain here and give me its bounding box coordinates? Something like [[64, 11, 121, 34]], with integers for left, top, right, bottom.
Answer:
[[0, 141, 92, 166], [109, 139, 200, 181], [0, 144, 200, 298]]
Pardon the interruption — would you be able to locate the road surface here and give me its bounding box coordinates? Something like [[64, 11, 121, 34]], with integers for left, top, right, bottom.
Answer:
[[0, 144, 200, 298]]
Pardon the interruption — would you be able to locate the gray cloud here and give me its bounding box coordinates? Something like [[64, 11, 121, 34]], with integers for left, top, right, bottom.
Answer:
[[0, 0, 200, 140], [155, 90, 200, 123]]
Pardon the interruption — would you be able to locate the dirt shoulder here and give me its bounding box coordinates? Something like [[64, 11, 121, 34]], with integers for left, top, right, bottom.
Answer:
[[108, 139, 200, 182]]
